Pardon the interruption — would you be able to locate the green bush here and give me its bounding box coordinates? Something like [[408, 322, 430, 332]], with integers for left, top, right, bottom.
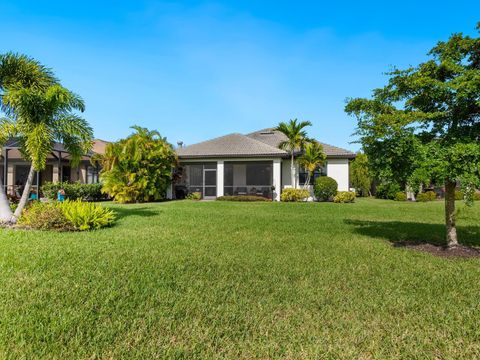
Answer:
[[314, 177, 338, 201], [217, 195, 271, 202], [60, 200, 115, 231], [416, 191, 437, 202], [394, 192, 407, 201], [455, 190, 464, 200], [18, 202, 72, 231], [375, 183, 401, 200], [280, 188, 310, 202], [42, 182, 106, 201], [333, 191, 356, 203], [186, 192, 202, 200]]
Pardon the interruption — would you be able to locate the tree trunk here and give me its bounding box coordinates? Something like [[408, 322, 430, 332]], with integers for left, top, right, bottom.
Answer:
[[0, 180, 13, 223], [11, 165, 35, 223], [445, 180, 458, 247], [303, 172, 311, 190], [291, 153, 296, 189]]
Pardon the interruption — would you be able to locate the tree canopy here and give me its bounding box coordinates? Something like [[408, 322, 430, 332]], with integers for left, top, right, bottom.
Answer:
[[98, 126, 177, 203], [345, 24, 480, 246]]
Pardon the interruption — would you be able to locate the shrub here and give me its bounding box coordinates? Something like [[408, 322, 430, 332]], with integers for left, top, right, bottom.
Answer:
[[280, 188, 310, 202], [333, 191, 356, 203], [416, 191, 437, 202], [60, 200, 115, 231], [394, 192, 407, 201], [18, 202, 72, 231], [455, 190, 464, 201], [186, 192, 202, 200], [375, 183, 401, 200], [42, 182, 106, 202], [217, 195, 271, 202], [314, 177, 338, 201]]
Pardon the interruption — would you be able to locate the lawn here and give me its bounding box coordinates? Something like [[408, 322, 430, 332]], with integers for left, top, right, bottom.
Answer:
[[1, 198, 480, 358]]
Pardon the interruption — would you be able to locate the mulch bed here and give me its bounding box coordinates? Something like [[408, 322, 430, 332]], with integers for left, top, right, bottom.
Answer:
[[395, 242, 480, 258]]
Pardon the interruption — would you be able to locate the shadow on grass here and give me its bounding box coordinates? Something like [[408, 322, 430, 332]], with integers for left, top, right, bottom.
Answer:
[[110, 206, 161, 220], [345, 219, 480, 247]]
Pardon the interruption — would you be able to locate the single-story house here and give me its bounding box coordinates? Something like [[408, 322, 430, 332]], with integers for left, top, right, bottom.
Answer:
[[173, 128, 355, 201], [0, 139, 108, 198]]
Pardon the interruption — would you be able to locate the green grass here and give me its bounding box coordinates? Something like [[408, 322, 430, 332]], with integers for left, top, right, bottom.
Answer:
[[1, 198, 480, 358]]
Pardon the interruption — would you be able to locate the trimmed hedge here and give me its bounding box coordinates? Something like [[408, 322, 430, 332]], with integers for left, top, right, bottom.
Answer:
[[314, 177, 338, 201], [280, 188, 309, 202], [42, 182, 106, 202], [217, 195, 271, 202], [333, 191, 356, 203], [417, 191, 437, 202], [186, 192, 202, 200], [394, 192, 407, 201]]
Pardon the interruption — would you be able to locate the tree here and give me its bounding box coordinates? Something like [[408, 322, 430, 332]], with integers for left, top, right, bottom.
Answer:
[[345, 24, 480, 247], [298, 141, 326, 190], [349, 152, 372, 197], [98, 126, 177, 203], [275, 119, 312, 188], [0, 52, 58, 223], [2, 84, 93, 222]]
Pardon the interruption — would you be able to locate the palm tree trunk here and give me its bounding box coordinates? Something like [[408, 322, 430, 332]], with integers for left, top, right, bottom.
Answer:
[[0, 180, 13, 223], [291, 153, 296, 189], [303, 172, 311, 191], [445, 180, 458, 247], [11, 165, 35, 223]]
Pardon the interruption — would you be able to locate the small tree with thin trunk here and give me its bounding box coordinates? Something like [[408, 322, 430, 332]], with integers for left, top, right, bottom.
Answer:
[[275, 119, 312, 189], [345, 24, 480, 247], [298, 141, 326, 190]]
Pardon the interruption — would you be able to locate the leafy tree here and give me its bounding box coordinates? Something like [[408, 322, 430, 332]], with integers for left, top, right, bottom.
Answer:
[[298, 141, 326, 189], [345, 24, 480, 247], [0, 53, 90, 223], [349, 152, 372, 197], [98, 126, 177, 203], [275, 119, 312, 188]]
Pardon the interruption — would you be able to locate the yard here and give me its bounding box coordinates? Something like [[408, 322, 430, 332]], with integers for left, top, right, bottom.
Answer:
[[1, 198, 480, 358]]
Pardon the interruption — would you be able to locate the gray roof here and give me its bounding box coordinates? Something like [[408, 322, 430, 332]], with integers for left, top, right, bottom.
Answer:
[[177, 128, 355, 159]]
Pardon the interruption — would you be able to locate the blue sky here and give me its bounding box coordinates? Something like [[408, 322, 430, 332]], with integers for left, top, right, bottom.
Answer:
[[1, 1, 478, 151]]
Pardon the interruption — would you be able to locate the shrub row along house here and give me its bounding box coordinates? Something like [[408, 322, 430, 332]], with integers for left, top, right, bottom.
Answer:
[[173, 128, 355, 201], [1, 139, 108, 198]]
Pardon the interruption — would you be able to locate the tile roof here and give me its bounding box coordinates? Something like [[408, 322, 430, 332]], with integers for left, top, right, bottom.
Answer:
[[176, 128, 356, 159]]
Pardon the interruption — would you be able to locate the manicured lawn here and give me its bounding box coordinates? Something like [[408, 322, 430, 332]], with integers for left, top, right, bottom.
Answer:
[[1, 198, 480, 358]]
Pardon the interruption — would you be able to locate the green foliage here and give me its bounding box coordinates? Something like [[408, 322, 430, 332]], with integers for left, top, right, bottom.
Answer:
[[18, 202, 72, 231], [9, 203, 18, 212], [455, 190, 464, 201], [416, 191, 437, 202], [60, 200, 115, 231], [298, 141, 326, 186], [186, 192, 202, 200], [217, 195, 271, 202], [333, 191, 356, 203], [394, 192, 407, 201], [98, 126, 177, 203], [280, 188, 310, 202], [314, 176, 338, 201], [349, 152, 372, 196], [42, 182, 105, 201], [375, 183, 401, 200]]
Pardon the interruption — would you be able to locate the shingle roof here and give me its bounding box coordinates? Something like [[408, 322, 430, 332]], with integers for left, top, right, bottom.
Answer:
[[176, 133, 286, 158], [176, 128, 356, 159]]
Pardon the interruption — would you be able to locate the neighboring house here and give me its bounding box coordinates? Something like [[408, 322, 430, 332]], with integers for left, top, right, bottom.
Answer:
[[0, 139, 108, 197], [173, 128, 355, 201]]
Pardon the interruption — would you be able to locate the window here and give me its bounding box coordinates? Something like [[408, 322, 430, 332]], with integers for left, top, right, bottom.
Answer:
[[87, 166, 100, 184], [299, 165, 327, 185]]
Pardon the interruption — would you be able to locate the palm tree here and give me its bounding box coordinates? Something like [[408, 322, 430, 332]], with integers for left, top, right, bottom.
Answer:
[[0, 52, 57, 222], [275, 119, 312, 188], [298, 141, 326, 189], [2, 84, 93, 222]]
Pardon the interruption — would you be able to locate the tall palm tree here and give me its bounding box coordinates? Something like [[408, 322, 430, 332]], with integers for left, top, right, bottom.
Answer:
[[275, 119, 312, 188], [2, 84, 93, 222], [298, 141, 326, 189], [0, 52, 57, 222]]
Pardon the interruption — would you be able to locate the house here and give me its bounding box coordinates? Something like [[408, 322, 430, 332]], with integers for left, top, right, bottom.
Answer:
[[0, 139, 108, 197], [173, 128, 355, 201]]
